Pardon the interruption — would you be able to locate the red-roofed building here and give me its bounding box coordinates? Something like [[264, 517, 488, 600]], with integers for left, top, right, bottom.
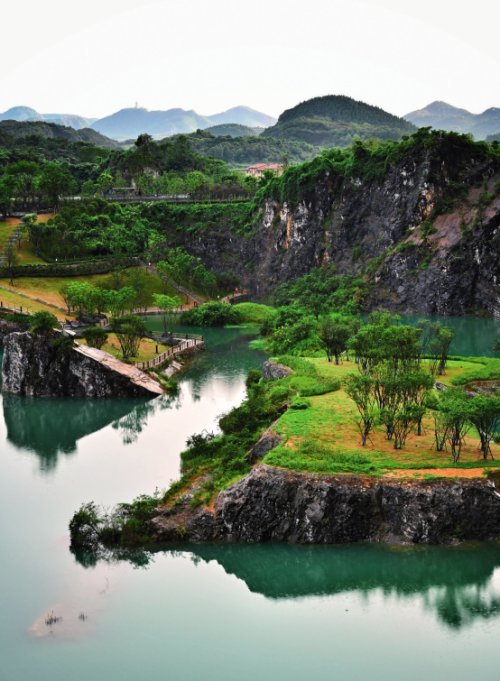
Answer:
[[245, 163, 284, 177]]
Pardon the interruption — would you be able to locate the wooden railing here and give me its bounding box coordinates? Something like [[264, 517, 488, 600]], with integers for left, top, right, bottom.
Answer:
[[134, 336, 204, 370]]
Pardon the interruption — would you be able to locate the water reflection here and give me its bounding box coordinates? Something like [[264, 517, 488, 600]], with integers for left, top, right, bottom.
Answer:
[[2, 394, 155, 470], [111, 394, 177, 444], [79, 542, 500, 629]]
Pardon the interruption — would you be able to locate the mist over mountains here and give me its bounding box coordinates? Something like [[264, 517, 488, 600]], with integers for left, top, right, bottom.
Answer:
[[404, 101, 500, 140], [0, 105, 276, 141], [1, 97, 499, 148]]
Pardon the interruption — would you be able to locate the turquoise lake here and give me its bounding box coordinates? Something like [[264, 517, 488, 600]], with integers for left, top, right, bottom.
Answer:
[[0, 322, 499, 681]]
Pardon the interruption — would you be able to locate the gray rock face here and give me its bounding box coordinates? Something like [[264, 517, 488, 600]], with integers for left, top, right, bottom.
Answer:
[[2, 332, 161, 398], [248, 429, 282, 464], [213, 466, 500, 544], [156, 141, 499, 315], [150, 465, 500, 545], [262, 360, 293, 380]]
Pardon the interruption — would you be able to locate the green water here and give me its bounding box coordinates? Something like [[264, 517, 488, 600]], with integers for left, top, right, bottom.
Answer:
[[0, 322, 499, 681], [399, 315, 499, 357]]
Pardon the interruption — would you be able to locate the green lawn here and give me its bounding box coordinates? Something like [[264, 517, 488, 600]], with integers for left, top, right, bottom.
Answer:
[[264, 356, 500, 478]]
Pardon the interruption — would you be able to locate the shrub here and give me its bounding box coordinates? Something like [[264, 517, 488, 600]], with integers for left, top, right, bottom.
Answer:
[[180, 302, 242, 326], [29, 311, 59, 337], [82, 326, 108, 349]]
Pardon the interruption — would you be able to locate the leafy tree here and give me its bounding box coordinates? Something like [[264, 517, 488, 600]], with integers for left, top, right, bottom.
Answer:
[[467, 395, 499, 460], [318, 314, 353, 364], [345, 374, 377, 445], [439, 389, 471, 463], [152, 293, 182, 333], [82, 326, 108, 349], [19, 213, 37, 249], [429, 325, 455, 375], [110, 314, 146, 359], [393, 404, 425, 450], [0, 176, 15, 217], [4, 241, 17, 284], [37, 161, 74, 210], [29, 311, 59, 337], [106, 286, 136, 317]]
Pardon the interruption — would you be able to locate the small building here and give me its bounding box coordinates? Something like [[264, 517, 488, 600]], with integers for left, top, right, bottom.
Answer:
[[245, 163, 284, 178]]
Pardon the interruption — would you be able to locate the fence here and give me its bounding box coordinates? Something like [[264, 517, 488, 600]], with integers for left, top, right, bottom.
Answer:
[[134, 336, 204, 370]]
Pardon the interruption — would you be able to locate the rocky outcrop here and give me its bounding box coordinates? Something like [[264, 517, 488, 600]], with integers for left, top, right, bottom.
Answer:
[[1, 331, 163, 398], [149, 465, 500, 545], [0, 318, 26, 345], [247, 151, 499, 315], [155, 135, 499, 316], [262, 360, 293, 380], [248, 428, 282, 464]]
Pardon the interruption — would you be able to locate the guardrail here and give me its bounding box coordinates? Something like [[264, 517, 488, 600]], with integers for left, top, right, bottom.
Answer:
[[134, 337, 204, 370]]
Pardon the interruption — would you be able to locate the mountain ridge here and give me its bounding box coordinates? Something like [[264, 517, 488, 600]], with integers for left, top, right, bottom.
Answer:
[[404, 101, 500, 139]]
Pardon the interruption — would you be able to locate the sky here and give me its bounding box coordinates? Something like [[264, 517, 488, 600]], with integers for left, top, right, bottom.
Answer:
[[1, 0, 499, 119]]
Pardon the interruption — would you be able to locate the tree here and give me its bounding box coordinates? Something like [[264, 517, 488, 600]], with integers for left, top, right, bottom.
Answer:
[[110, 314, 146, 359], [428, 325, 454, 375], [37, 162, 74, 211], [345, 374, 377, 446], [318, 315, 352, 364], [439, 390, 471, 463], [19, 213, 37, 249], [393, 404, 425, 450], [106, 286, 136, 317], [82, 326, 108, 349], [152, 293, 182, 333], [4, 241, 17, 284], [96, 171, 113, 196], [0, 176, 15, 217], [468, 395, 499, 460], [29, 311, 59, 337]]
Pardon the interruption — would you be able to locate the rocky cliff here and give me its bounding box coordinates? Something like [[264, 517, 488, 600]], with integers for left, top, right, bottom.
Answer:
[[1, 332, 163, 398], [155, 133, 499, 316], [247, 139, 499, 315], [145, 465, 500, 545]]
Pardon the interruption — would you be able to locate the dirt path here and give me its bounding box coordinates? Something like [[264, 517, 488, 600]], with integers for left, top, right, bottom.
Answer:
[[385, 467, 489, 479]]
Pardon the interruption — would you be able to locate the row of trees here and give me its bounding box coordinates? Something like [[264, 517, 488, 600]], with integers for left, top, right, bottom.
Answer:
[[0, 160, 74, 214]]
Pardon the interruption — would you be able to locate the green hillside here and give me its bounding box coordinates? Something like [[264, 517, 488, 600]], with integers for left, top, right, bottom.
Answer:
[[263, 95, 416, 147]]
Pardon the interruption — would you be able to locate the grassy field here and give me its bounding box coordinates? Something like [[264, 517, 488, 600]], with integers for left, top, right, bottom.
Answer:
[[0, 288, 68, 318], [0, 267, 176, 311], [0, 215, 52, 263], [264, 356, 499, 479], [79, 333, 169, 363]]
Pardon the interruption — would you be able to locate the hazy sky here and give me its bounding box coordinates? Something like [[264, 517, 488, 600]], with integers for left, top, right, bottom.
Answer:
[[1, 0, 499, 119]]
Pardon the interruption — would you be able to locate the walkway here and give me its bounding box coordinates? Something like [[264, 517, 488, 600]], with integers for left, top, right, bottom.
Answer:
[[134, 335, 205, 370], [74, 343, 164, 396]]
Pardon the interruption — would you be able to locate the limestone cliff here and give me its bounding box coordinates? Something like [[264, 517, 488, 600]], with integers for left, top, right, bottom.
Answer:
[[147, 465, 500, 545], [155, 133, 499, 315], [1, 332, 163, 398]]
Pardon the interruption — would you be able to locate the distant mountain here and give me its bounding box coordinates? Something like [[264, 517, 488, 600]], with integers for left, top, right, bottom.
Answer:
[[0, 120, 119, 149], [262, 95, 415, 147], [91, 105, 276, 141], [404, 101, 500, 140], [204, 124, 263, 138], [207, 106, 276, 128], [0, 106, 96, 129]]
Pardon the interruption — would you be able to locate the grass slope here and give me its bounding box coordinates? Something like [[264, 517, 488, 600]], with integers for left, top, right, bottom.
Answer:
[[264, 356, 499, 478]]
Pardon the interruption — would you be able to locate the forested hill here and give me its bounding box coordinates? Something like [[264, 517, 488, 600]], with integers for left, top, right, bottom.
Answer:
[[262, 95, 416, 147], [0, 120, 119, 150]]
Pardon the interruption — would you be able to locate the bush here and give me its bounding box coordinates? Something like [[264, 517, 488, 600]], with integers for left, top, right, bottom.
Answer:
[[180, 301, 242, 326], [29, 311, 59, 336], [82, 326, 108, 349]]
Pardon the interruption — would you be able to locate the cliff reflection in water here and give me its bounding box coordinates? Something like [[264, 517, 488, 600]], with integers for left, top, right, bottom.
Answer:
[[2, 393, 167, 471], [89, 542, 500, 630], [190, 543, 500, 629]]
